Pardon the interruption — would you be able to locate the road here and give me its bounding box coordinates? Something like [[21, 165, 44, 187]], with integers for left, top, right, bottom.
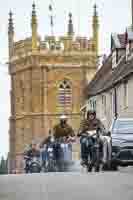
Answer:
[[0, 167, 133, 200]]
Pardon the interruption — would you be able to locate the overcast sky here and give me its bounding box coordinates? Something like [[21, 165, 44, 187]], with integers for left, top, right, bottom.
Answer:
[[0, 0, 131, 157]]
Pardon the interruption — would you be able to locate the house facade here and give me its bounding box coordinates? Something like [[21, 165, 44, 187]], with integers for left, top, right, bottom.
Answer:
[[85, 29, 133, 130]]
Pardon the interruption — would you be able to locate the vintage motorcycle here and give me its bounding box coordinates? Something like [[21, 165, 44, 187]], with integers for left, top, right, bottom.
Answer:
[[24, 155, 41, 173], [45, 146, 57, 172], [80, 129, 104, 172]]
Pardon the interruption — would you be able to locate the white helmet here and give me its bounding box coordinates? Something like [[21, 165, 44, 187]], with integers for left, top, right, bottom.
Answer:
[[60, 115, 68, 120]]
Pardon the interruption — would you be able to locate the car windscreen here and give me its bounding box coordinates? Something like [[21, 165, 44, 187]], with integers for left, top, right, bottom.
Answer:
[[113, 120, 133, 134]]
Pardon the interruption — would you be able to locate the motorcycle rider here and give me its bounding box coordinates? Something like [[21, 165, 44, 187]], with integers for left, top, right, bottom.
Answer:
[[78, 110, 106, 165], [26, 141, 40, 158], [53, 115, 75, 139], [40, 130, 55, 168], [24, 141, 40, 173]]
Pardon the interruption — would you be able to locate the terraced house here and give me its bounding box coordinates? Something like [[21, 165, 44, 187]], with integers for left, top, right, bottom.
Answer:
[[86, 28, 133, 130]]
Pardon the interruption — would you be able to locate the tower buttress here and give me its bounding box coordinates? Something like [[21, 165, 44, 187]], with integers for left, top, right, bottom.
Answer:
[[31, 2, 38, 50], [8, 11, 14, 59], [92, 4, 99, 56]]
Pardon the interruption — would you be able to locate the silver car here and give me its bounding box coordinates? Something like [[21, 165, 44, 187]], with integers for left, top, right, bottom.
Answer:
[[110, 118, 133, 169]]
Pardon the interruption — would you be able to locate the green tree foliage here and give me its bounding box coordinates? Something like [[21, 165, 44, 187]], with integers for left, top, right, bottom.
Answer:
[[0, 156, 8, 174]]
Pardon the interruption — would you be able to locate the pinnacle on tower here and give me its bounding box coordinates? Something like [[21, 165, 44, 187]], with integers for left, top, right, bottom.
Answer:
[[94, 3, 98, 17], [31, 2, 38, 50], [68, 12, 74, 37], [8, 10, 14, 34], [92, 3, 99, 56], [8, 10, 14, 58]]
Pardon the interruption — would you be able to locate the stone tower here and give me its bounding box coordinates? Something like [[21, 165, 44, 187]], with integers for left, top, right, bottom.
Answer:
[[8, 3, 99, 173]]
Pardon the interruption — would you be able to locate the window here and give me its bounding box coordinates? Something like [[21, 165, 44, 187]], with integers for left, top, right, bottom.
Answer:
[[89, 98, 96, 111], [58, 80, 72, 112], [111, 88, 118, 118], [113, 120, 133, 134], [93, 100, 96, 111], [112, 50, 118, 69], [102, 95, 106, 115]]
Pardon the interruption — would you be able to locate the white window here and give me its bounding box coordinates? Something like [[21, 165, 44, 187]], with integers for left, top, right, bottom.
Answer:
[[90, 98, 96, 111]]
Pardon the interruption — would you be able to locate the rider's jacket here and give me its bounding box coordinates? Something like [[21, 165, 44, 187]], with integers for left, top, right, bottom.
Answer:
[[53, 123, 75, 139], [41, 136, 52, 147], [78, 118, 105, 135], [25, 149, 40, 158]]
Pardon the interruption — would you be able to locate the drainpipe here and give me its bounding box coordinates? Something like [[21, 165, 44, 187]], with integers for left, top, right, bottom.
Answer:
[[114, 87, 118, 119], [131, 0, 133, 31]]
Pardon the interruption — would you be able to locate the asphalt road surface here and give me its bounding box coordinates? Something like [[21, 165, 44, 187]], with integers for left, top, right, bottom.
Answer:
[[0, 167, 133, 200]]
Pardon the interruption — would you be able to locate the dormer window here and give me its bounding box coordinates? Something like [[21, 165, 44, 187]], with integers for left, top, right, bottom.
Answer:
[[112, 49, 118, 69]]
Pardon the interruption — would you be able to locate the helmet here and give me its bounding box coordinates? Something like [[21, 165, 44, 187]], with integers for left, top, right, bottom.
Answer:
[[87, 110, 96, 116], [31, 140, 37, 145], [60, 115, 68, 120]]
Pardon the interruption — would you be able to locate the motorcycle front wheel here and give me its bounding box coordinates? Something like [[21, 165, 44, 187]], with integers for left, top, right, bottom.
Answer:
[[30, 165, 41, 173], [87, 164, 93, 172], [94, 164, 100, 172]]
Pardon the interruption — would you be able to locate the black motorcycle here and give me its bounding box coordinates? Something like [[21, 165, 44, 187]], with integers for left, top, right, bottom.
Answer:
[[45, 146, 57, 172], [24, 155, 41, 173], [80, 130, 103, 172]]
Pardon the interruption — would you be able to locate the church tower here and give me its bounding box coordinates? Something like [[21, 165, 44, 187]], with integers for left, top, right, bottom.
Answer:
[[8, 3, 99, 173]]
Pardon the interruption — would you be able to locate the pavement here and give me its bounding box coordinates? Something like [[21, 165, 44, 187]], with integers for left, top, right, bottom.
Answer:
[[0, 165, 133, 200]]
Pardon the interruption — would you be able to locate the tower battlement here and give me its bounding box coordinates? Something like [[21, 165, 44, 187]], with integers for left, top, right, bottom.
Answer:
[[12, 35, 94, 60], [8, 3, 99, 62]]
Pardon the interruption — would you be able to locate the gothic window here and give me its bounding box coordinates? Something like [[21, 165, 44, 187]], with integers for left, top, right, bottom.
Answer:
[[58, 80, 72, 112]]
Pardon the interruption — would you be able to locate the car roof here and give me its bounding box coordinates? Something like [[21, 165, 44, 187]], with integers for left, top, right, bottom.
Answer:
[[116, 118, 133, 121]]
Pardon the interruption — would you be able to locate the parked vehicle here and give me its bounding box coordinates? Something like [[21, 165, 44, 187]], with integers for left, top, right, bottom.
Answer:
[[24, 155, 41, 173], [110, 118, 133, 170]]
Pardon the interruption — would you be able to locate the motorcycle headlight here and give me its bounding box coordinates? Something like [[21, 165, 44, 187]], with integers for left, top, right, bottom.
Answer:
[[112, 151, 117, 156], [112, 145, 120, 157]]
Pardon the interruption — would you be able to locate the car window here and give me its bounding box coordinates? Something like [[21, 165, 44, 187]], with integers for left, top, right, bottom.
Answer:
[[113, 120, 133, 133]]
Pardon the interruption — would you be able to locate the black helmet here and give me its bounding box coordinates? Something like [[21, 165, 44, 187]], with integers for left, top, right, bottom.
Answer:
[[87, 110, 96, 117]]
